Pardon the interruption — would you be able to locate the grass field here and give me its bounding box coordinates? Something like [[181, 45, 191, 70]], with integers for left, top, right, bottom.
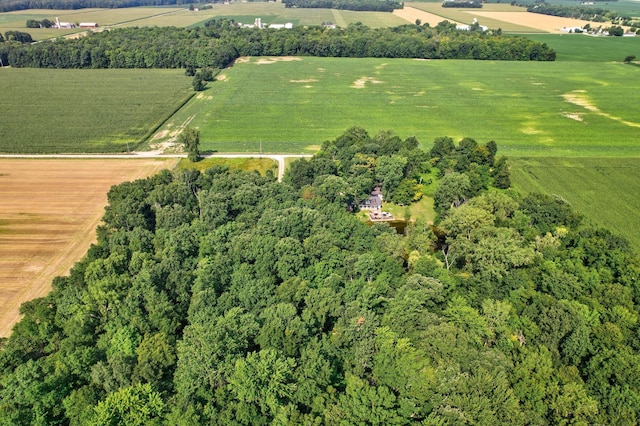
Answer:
[[0, 158, 178, 337], [0, 68, 192, 153], [523, 34, 640, 62], [510, 157, 640, 249], [153, 56, 640, 157]]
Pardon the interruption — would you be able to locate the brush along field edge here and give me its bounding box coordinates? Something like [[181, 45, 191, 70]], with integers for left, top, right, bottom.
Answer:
[[0, 159, 178, 338]]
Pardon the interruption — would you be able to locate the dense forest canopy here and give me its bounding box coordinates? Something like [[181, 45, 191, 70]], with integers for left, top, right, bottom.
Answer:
[[0, 19, 556, 68], [1, 128, 640, 424]]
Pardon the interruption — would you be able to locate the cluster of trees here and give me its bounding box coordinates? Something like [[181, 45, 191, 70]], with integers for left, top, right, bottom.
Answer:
[[285, 127, 429, 205], [429, 136, 510, 215], [283, 0, 402, 12], [442, 0, 482, 8], [0, 0, 199, 13], [26, 18, 55, 28], [1, 19, 556, 68], [2, 30, 33, 43], [527, 4, 611, 22], [1, 128, 640, 424]]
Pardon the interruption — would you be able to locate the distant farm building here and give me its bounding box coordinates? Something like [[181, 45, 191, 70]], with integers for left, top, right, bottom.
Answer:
[[79, 23, 99, 28], [238, 18, 293, 29], [54, 18, 75, 29], [268, 23, 294, 29]]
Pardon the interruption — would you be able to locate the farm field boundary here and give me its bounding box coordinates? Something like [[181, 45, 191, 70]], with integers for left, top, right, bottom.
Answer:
[[510, 157, 640, 250], [0, 158, 178, 337]]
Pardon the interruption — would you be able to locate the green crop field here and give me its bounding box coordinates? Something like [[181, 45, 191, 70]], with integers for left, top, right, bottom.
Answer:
[[523, 34, 640, 62], [510, 157, 640, 249], [154, 56, 640, 156], [0, 68, 192, 153]]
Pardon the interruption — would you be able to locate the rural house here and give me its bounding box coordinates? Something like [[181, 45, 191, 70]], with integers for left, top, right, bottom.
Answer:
[[359, 187, 383, 210]]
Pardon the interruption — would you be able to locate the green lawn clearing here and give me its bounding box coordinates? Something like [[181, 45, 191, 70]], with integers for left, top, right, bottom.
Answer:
[[176, 157, 277, 175]]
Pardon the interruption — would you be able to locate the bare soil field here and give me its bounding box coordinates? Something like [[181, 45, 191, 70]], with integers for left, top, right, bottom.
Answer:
[[0, 159, 177, 337]]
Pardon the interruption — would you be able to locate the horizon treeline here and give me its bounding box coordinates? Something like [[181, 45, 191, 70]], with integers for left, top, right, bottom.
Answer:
[[1, 19, 556, 68], [0, 0, 197, 13], [1, 128, 639, 424]]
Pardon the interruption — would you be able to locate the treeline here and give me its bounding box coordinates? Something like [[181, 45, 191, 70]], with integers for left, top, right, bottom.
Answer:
[[0, 0, 196, 13], [1, 128, 640, 424], [442, 0, 482, 8], [527, 4, 610, 21], [526, 3, 640, 27], [1, 19, 556, 68], [283, 0, 402, 12]]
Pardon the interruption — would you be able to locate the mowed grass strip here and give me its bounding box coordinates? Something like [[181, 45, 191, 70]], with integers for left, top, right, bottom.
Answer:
[[0, 68, 192, 153], [510, 157, 640, 250], [159, 57, 640, 156]]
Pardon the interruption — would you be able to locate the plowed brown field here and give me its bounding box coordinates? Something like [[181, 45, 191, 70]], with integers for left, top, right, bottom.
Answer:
[[0, 159, 177, 337]]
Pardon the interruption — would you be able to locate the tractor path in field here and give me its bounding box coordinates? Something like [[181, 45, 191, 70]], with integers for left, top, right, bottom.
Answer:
[[0, 153, 313, 182]]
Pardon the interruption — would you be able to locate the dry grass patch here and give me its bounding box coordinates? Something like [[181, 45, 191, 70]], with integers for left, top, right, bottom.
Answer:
[[255, 57, 302, 65], [0, 159, 177, 337], [351, 76, 385, 88]]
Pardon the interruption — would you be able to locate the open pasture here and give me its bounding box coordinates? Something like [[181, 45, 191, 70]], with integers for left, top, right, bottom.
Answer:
[[154, 56, 640, 157], [0, 68, 192, 153], [0, 158, 178, 337], [510, 157, 640, 250]]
